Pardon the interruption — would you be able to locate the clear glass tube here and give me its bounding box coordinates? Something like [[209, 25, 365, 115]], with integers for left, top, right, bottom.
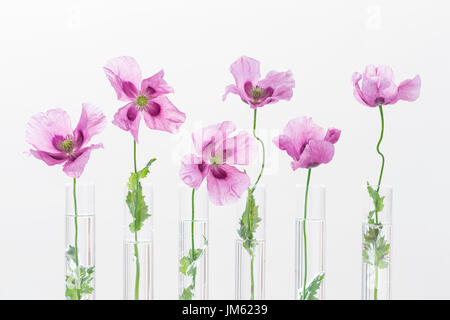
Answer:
[[362, 185, 392, 300], [295, 184, 325, 300], [235, 186, 265, 300], [178, 186, 209, 300], [124, 183, 153, 300], [65, 182, 95, 300]]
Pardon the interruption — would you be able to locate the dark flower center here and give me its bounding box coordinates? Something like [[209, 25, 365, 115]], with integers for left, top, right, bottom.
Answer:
[[211, 166, 227, 179], [374, 97, 385, 105], [148, 102, 161, 116], [136, 95, 148, 107], [59, 139, 74, 154], [308, 162, 320, 168], [243, 81, 274, 105]]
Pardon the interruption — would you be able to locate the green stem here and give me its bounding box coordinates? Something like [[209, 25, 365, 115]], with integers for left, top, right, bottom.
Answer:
[[250, 255, 255, 300], [249, 109, 266, 300], [72, 178, 81, 300], [252, 109, 266, 189], [133, 140, 141, 300], [375, 106, 385, 209], [373, 105, 385, 300], [191, 189, 197, 288], [374, 266, 379, 300], [301, 169, 312, 300]]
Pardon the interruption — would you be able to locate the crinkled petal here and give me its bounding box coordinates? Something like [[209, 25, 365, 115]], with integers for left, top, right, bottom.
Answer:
[[222, 84, 246, 102], [29, 149, 68, 166], [219, 131, 256, 165], [352, 72, 371, 107], [292, 140, 335, 170], [112, 103, 141, 142], [396, 75, 421, 102], [364, 64, 377, 77], [63, 144, 103, 178], [74, 103, 106, 148], [141, 95, 186, 134], [284, 117, 325, 157], [324, 128, 341, 144], [179, 154, 209, 189], [192, 121, 236, 156], [26, 109, 73, 153], [140, 70, 174, 98], [376, 65, 395, 81], [361, 74, 379, 107], [273, 134, 299, 161], [206, 164, 250, 206], [229, 56, 261, 90], [257, 70, 295, 103], [104, 56, 142, 101]]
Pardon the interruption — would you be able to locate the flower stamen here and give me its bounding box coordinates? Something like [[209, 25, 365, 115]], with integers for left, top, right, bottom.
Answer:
[[60, 139, 74, 154], [136, 95, 148, 107]]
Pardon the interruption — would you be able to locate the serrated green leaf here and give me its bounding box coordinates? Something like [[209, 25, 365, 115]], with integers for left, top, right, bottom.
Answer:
[[126, 158, 156, 233], [237, 188, 261, 256], [65, 245, 95, 300], [366, 182, 385, 216], [179, 285, 194, 300], [362, 225, 390, 269], [178, 236, 208, 300], [363, 182, 390, 270], [299, 272, 325, 300]]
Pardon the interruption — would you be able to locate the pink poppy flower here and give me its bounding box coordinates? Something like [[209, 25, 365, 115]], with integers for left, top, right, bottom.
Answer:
[[179, 121, 255, 206], [104, 56, 186, 141], [222, 56, 295, 108], [26, 103, 106, 178], [352, 65, 421, 107], [273, 117, 341, 171]]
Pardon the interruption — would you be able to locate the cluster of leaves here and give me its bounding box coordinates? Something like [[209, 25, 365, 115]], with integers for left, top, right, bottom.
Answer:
[[179, 237, 208, 300], [299, 272, 324, 300], [65, 245, 95, 300], [126, 159, 156, 233], [237, 188, 262, 257], [362, 183, 390, 269]]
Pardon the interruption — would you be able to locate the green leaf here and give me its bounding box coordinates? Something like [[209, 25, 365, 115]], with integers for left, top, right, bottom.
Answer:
[[366, 182, 385, 218], [362, 225, 390, 269], [126, 158, 156, 233], [64, 245, 95, 300], [237, 188, 261, 256], [179, 285, 194, 300], [363, 182, 390, 269], [178, 236, 208, 300], [299, 272, 325, 300]]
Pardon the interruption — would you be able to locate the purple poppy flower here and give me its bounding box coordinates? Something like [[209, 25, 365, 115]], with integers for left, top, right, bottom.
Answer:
[[26, 103, 106, 178], [273, 117, 340, 170], [104, 56, 186, 141], [352, 65, 421, 107], [179, 121, 255, 206], [223, 56, 295, 108]]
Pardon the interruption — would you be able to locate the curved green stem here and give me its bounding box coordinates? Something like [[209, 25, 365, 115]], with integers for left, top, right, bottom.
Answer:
[[376, 106, 385, 196], [73, 178, 81, 300], [301, 169, 312, 299], [249, 109, 265, 300], [373, 105, 385, 300], [252, 109, 266, 189], [133, 140, 141, 300]]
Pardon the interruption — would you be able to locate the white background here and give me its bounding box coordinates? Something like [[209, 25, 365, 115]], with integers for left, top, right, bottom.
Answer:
[[0, 0, 448, 299]]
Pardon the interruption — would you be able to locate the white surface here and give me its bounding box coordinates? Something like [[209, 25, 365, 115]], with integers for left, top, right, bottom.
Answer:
[[0, 0, 448, 299]]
